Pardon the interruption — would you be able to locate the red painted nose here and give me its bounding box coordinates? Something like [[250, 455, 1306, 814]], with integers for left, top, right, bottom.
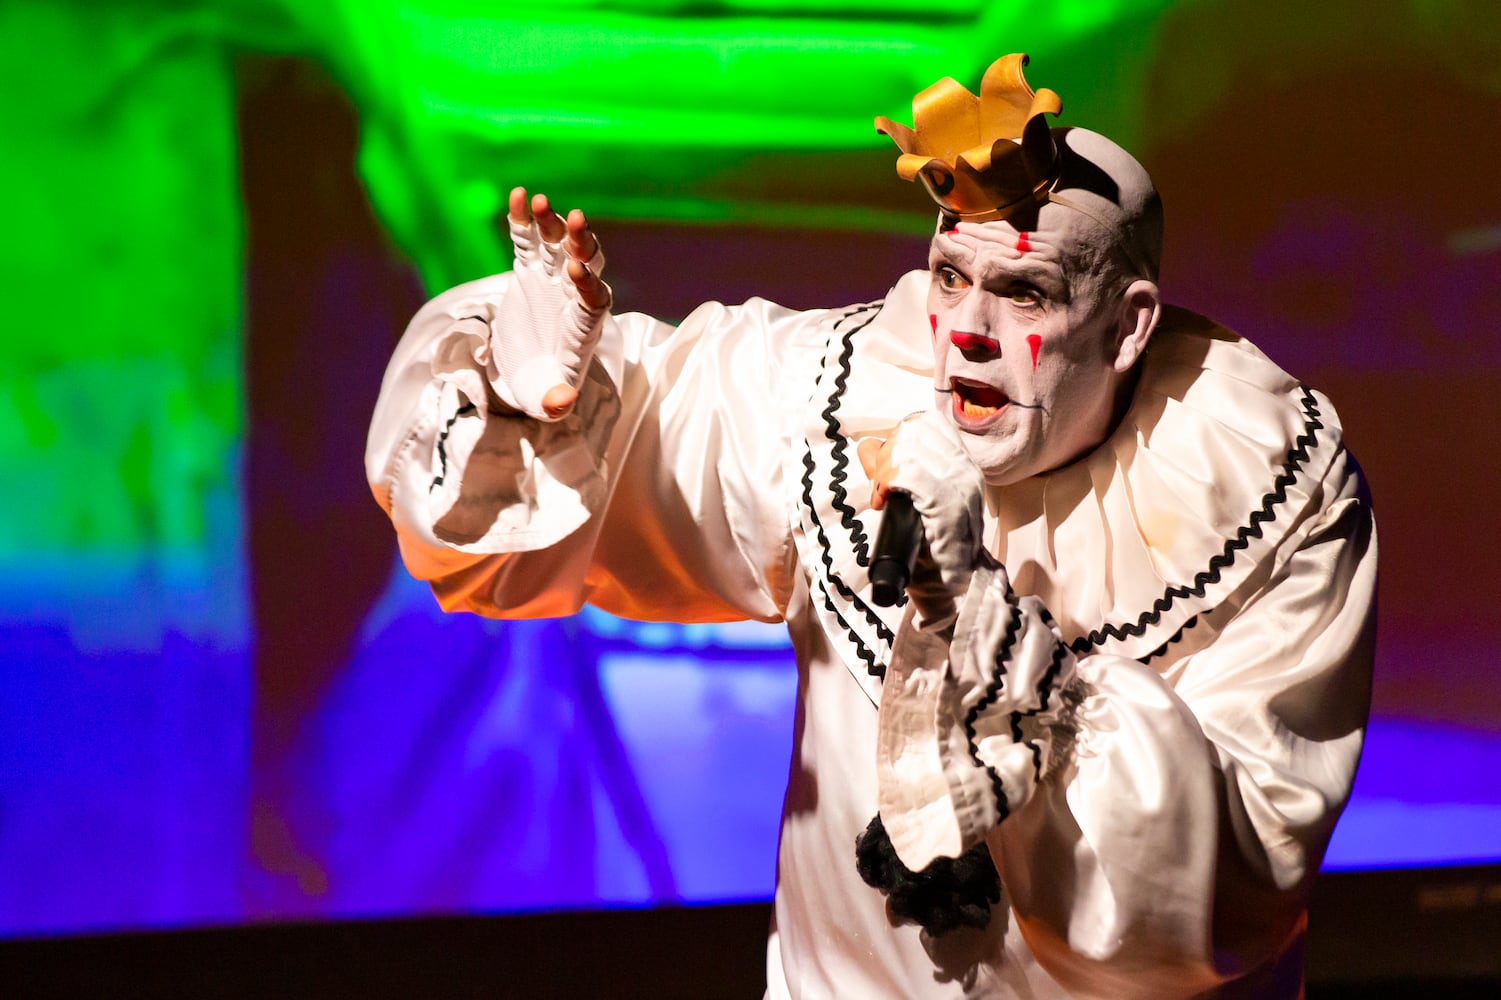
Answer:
[[949, 330, 1000, 354]]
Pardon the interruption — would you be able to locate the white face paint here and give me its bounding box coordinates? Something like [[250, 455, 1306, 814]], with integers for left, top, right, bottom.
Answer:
[[927, 204, 1129, 486]]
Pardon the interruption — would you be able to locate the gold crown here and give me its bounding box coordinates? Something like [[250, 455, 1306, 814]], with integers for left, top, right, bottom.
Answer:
[[875, 54, 1062, 222]]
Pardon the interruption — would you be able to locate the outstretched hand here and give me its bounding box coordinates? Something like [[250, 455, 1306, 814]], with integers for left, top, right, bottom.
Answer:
[[498, 186, 612, 420]]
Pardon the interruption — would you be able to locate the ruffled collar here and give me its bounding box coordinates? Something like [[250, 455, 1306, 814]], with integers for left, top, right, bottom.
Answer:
[[796, 277, 1345, 677], [989, 306, 1343, 660]]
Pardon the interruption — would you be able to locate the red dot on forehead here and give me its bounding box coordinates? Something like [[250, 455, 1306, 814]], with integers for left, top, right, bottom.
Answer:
[[1015, 231, 1032, 253]]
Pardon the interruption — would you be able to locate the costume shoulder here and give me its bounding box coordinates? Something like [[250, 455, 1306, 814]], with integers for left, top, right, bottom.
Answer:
[[994, 306, 1354, 662]]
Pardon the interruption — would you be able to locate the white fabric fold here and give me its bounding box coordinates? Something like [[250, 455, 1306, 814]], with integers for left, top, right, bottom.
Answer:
[[879, 560, 1078, 872]]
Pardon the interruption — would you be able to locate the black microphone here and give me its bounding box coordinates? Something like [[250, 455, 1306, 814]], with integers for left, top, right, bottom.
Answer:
[[869, 490, 922, 607]]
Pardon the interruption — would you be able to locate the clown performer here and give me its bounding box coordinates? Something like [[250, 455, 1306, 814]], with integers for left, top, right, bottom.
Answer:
[[367, 55, 1375, 999]]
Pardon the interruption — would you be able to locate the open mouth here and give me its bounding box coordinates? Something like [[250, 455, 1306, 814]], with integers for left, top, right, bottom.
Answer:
[[951, 378, 1009, 423]]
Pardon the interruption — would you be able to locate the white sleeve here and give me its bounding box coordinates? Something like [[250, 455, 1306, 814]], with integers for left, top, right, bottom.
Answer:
[[365, 271, 811, 624], [877, 452, 1377, 998]]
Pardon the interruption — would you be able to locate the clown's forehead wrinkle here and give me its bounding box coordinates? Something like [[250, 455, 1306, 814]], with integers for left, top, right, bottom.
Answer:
[[932, 229, 1066, 283], [940, 223, 1061, 260]]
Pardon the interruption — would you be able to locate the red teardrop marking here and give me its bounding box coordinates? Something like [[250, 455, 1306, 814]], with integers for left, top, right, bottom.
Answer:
[[1015, 231, 1032, 253], [1027, 333, 1042, 370], [929, 313, 938, 340]]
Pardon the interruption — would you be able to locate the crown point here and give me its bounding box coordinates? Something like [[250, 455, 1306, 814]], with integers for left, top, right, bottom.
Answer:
[[880, 54, 1063, 222]]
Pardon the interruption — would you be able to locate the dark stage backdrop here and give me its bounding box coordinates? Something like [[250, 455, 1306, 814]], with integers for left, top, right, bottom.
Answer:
[[2, 0, 1499, 937]]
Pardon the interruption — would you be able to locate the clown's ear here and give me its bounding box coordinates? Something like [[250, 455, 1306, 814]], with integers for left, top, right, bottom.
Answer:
[[1112, 279, 1160, 374]]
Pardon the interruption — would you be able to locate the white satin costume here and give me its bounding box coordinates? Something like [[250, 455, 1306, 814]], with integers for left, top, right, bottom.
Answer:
[[366, 268, 1376, 999]]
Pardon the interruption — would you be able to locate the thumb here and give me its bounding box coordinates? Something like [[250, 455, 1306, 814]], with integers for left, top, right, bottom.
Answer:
[[508, 355, 573, 421], [541, 383, 578, 419]]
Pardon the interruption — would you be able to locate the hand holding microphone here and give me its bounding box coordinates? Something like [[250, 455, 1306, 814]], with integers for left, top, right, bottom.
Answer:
[[869, 490, 922, 607], [858, 412, 988, 626]]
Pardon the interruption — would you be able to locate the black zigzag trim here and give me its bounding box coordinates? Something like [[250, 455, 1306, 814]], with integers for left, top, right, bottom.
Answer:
[[962, 591, 1023, 823], [822, 304, 883, 566], [1069, 386, 1324, 655], [430, 401, 478, 489], [794, 299, 899, 679], [1139, 615, 1198, 665], [819, 582, 883, 680], [802, 447, 889, 679]]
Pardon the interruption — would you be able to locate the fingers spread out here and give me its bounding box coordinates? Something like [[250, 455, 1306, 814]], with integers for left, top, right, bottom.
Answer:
[[508, 187, 606, 283], [493, 187, 612, 422]]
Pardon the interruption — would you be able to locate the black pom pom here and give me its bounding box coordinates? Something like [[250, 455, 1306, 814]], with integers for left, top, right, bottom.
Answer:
[[854, 813, 1001, 936]]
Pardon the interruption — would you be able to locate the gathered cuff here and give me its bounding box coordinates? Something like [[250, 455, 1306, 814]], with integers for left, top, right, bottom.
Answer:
[[877, 560, 1078, 871], [421, 340, 621, 553]]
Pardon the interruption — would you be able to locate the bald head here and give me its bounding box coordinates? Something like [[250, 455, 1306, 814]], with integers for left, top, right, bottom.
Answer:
[[1048, 127, 1163, 283], [942, 127, 1163, 289]]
